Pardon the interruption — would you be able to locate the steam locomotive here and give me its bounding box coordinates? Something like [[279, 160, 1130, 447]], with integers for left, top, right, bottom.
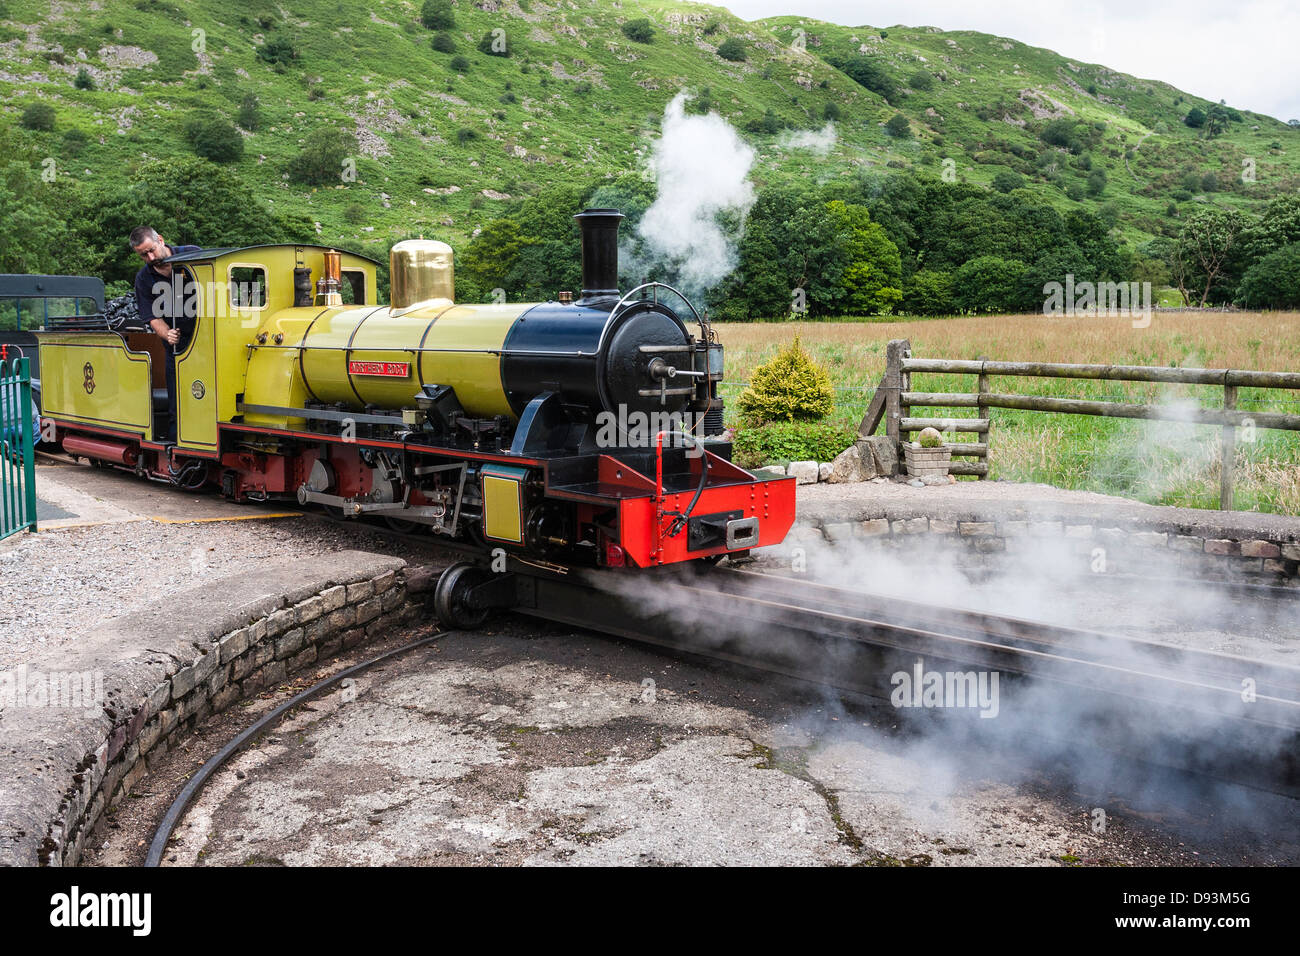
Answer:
[[35, 209, 796, 623]]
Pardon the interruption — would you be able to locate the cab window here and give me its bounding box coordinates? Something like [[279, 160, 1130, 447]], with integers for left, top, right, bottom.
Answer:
[[229, 267, 268, 310], [341, 269, 365, 305]]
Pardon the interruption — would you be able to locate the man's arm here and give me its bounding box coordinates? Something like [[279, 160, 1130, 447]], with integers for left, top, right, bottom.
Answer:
[[136, 268, 179, 344]]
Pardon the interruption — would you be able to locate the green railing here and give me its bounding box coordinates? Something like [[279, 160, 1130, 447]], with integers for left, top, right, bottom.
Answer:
[[1, 356, 38, 540]]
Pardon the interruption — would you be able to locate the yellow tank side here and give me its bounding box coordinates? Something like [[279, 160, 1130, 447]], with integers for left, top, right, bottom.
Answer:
[[413, 302, 529, 417], [296, 301, 532, 419]]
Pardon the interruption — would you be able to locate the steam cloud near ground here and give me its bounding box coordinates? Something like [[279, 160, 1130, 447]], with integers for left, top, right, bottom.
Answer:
[[596, 476, 1298, 847]]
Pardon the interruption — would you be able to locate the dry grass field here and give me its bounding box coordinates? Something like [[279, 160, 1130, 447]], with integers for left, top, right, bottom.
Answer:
[[715, 312, 1300, 515]]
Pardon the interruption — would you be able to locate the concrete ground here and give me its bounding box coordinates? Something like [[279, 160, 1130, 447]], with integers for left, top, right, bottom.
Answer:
[[11, 460, 1300, 867], [86, 618, 1300, 868], [30, 458, 301, 529]]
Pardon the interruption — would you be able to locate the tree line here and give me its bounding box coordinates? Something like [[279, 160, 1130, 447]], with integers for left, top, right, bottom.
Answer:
[[4, 118, 1299, 315]]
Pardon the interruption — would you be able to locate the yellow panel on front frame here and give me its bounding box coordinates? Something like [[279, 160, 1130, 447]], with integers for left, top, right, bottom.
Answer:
[[481, 474, 523, 543]]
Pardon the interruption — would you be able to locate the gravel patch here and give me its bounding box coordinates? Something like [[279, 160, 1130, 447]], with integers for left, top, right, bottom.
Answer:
[[0, 514, 434, 666]]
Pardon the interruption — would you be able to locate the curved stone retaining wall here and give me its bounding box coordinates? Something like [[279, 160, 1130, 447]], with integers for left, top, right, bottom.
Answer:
[[787, 504, 1300, 585], [0, 551, 422, 867]]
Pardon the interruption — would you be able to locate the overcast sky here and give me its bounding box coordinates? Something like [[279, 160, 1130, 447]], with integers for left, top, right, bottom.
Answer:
[[722, 0, 1300, 124]]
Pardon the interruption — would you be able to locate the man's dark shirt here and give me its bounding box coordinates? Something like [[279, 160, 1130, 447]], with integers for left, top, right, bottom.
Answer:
[[134, 244, 201, 350]]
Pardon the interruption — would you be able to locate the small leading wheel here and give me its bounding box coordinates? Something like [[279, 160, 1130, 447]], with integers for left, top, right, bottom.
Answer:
[[433, 562, 492, 630]]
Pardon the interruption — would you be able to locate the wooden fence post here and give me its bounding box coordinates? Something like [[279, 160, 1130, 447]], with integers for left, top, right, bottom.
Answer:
[[884, 339, 910, 447], [1221, 382, 1237, 510], [976, 356, 990, 481]]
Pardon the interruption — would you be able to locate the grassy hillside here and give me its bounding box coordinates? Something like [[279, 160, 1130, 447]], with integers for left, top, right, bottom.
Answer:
[[2, 0, 1297, 260]]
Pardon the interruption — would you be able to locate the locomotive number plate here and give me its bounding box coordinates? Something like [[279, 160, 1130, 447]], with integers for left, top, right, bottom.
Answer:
[[348, 361, 410, 377]]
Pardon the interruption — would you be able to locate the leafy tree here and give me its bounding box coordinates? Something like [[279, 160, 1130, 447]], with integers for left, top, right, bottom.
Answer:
[[685, 86, 714, 114], [902, 269, 955, 315], [621, 18, 655, 43], [1021, 247, 1099, 312], [1086, 168, 1107, 196], [716, 38, 746, 62], [824, 200, 903, 314], [1064, 208, 1125, 278], [1184, 107, 1206, 129], [826, 54, 896, 102], [74, 67, 95, 91], [1202, 103, 1230, 138], [20, 102, 55, 131], [992, 169, 1023, 193], [884, 113, 910, 138], [62, 128, 89, 156], [184, 115, 244, 164], [1039, 118, 1096, 153], [745, 109, 784, 134], [286, 127, 358, 185], [257, 33, 298, 68], [1200, 171, 1218, 192], [74, 156, 311, 284], [0, 128, 79, 274], [1235, 242, 1300, 308], [952, 255, 1029, 313], [908, 70, 933, 91], [431, 32, 455, 54], [457, 183, 593, 301], [450, 54, 470, 73], [456, 218, 526, 302], [477, 30, 510, 56], [1240, 195, 1300, 260], [822, 102, 841, 122], [1173, 206, 1248, 305], [420, 0, 454, 30]]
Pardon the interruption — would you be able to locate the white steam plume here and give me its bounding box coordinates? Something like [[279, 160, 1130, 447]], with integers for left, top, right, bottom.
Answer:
[[625, 91, 755, 301], [776, 122, 838, 155]]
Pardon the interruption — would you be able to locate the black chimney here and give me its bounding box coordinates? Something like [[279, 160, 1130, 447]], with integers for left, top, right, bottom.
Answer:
[[574, 208, 623, 304]]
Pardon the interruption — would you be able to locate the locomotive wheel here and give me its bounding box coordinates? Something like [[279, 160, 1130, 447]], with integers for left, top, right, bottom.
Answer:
[[433, 562, 492, 630]]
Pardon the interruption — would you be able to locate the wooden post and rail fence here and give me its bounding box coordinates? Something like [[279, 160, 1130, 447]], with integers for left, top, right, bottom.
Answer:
[[857, 338, 1300, 510]]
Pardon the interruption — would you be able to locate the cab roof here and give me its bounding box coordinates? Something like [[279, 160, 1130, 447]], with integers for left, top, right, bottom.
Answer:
[[163, 244, 383, 267]]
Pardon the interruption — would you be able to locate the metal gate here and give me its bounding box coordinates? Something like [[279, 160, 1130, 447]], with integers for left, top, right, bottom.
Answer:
[[1, 355, 37, 539]]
